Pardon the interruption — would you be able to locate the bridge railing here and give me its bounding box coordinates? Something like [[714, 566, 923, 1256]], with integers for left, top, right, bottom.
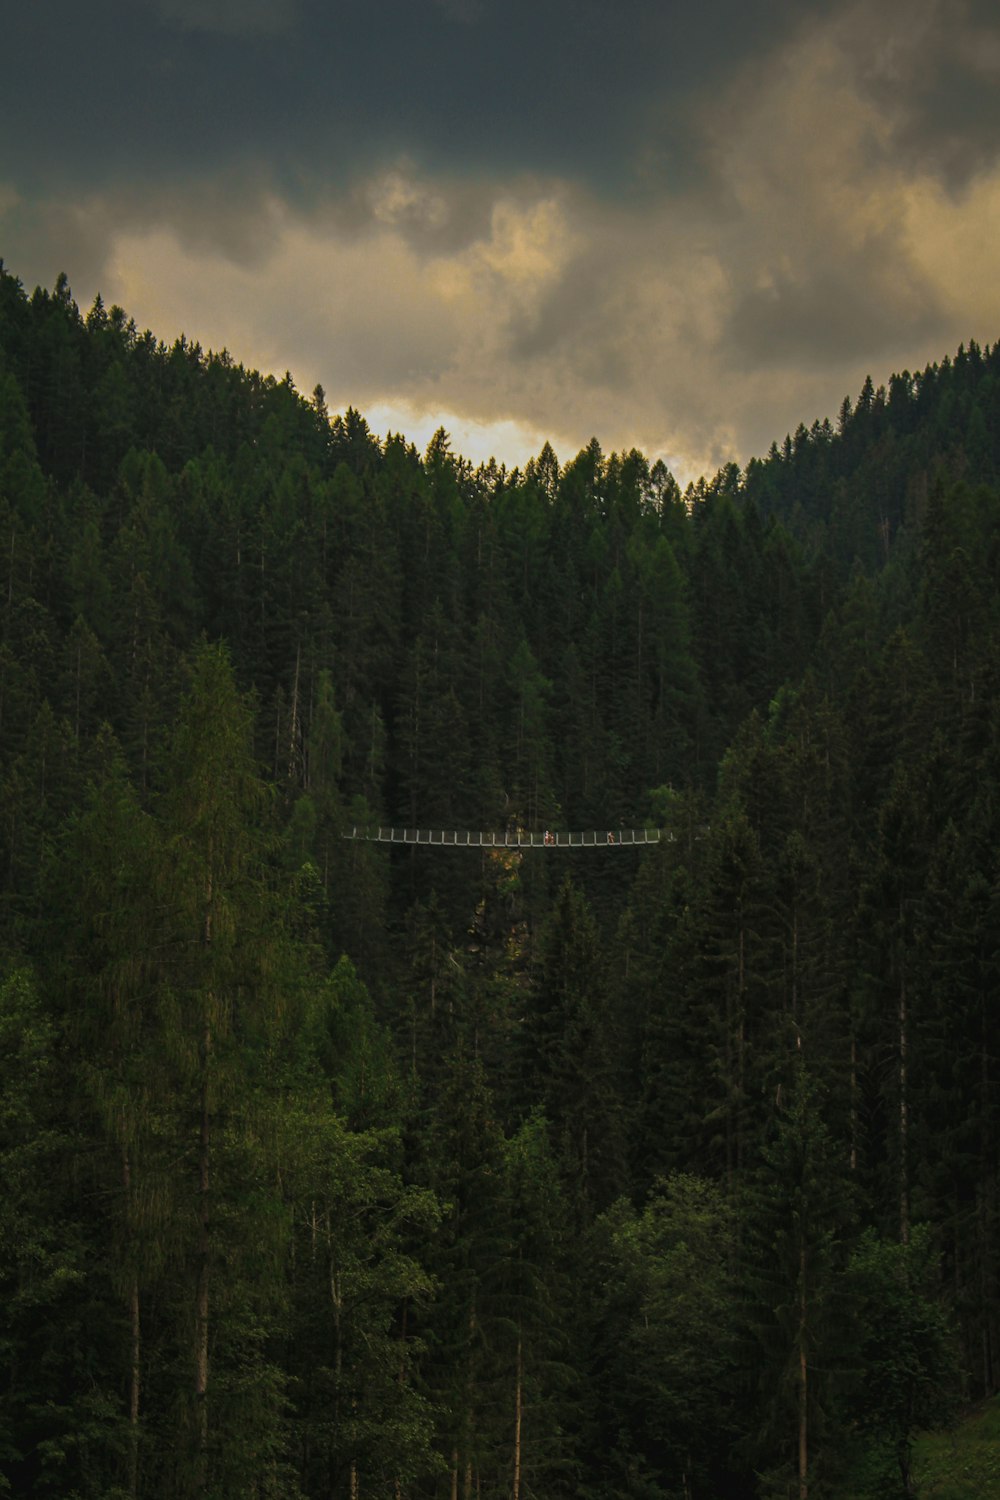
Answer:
[[344, 826, 670, 847]]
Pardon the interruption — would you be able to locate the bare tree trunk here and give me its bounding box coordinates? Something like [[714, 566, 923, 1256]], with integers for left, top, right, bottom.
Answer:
[[799, 1244, 808, 1500], [981, 990, 996, 1393], [898, 1439, 916, 1498], [6, 521, 15, 621], [978, 1187, 994, 1394], [289, 643, 301, 784], [196, 865, 213, 1491], [330, 1250, 343, 1387], [512, 1329, 523, 1500], [73, 635, 82, 744], [725, 974, 733, 1192], [195, 1045, 210, 1490], [736, 920, 746, 1177], [791, 909, 799, 1034], [899, 967, 909, 1245], [850, 1033, 858, 1172], [461, 1303, 476, 1500], [129, 1274, 141, 1497], [123, 1149, 141, 1500]]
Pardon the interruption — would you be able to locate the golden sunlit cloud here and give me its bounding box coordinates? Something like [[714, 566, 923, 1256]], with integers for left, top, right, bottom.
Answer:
[[364, 402, 552, 472], [903, 173, 1000, 329], [42, 7, 1000, 493]]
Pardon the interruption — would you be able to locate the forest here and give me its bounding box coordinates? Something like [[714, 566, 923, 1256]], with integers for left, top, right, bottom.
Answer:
[[0, 260, 999, 1499]]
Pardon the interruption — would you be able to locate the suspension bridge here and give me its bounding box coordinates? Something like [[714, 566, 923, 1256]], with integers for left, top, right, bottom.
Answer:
[[342, 826, 671, 849]]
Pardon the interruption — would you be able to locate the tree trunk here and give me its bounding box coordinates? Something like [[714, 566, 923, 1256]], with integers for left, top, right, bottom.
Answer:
[[129, 1274, 141, 1498], [736, 919, 746, 1178], [978, 1186, 994, 1394], [799, 1242, 808, 1500], [849, 1033, 858, 1172], [291, 645, 301, 767], [195, 1042, 210, 1489], [981, 988, 996, 1393], [512, 1328, 523, 1500], [898, 1439, 916, 1498], [123, 1149, 141, 1500], [899, 966, 909, 1245]]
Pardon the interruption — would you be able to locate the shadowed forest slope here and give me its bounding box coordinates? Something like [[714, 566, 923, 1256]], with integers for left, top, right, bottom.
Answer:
[[1, 263, 999, 1499]]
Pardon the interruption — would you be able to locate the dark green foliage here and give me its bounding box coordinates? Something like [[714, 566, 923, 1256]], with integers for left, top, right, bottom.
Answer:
[[526, 877, 627, 1223], [587, 1175, 743, 1498], [843, 1226, 959, 1498], [738, 1063, 856, 1498], [0, 970, 119, 1500], [1, 262, 996, 1496]]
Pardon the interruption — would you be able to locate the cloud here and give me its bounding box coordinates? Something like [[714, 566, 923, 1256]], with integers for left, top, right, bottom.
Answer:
[[4, 0, 1000, 486], [902, 171, 1000, 330], [836, 0, 1000, 188], [0, 0, 837, 217], [430, 0, 487, 21], [701, 17, 952, 372], [366, 170, 452, 235], [71, 176, 747, 479], [150, 0, 300, 36]]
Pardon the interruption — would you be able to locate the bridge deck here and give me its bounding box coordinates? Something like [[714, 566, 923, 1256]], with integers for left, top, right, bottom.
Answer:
[[343, 827, 668, 848]]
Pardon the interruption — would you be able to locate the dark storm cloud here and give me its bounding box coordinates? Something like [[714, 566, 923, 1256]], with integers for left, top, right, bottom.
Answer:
[[3, 0, 832, 204], [152, 0, 302, 36], [725, 234, 950, 371], [844, 0, 1000, 190], [3, 0, 1000, 483]]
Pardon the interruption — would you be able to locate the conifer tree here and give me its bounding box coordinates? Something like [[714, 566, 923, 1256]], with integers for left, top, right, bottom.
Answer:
[[54, 737, 165, 1498], [526, 877, 626, 1223], [739, 1063, 855, 1500], [148, 642, 306, 1495], [588, 1174, 740, 1498]]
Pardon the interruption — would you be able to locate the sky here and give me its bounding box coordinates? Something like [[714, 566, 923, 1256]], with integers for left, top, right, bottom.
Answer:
[[2, 0, 1000, 484]]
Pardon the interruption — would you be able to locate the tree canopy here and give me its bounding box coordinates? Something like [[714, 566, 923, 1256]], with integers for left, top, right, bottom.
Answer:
[[0, 262, 994, 1498]]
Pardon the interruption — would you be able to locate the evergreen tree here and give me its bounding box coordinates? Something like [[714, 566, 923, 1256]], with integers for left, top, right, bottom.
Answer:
[[526, 877, 627, 1223], [843, 1226, 959, 1498], [739, 1063, 855, 1500], [588, 1174, 741, 1498]]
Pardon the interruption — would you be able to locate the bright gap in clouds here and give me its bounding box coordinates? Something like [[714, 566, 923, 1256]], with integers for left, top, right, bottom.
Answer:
[[363, 404, 694, 487], [364, 403, 552, 473]]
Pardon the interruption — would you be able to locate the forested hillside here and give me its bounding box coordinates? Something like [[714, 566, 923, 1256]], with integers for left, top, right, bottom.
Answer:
[[2, 261, 1000, 1499]]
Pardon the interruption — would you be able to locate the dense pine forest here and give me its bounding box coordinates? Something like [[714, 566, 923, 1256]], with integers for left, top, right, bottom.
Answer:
[[2, 260, 1000, 1499]]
